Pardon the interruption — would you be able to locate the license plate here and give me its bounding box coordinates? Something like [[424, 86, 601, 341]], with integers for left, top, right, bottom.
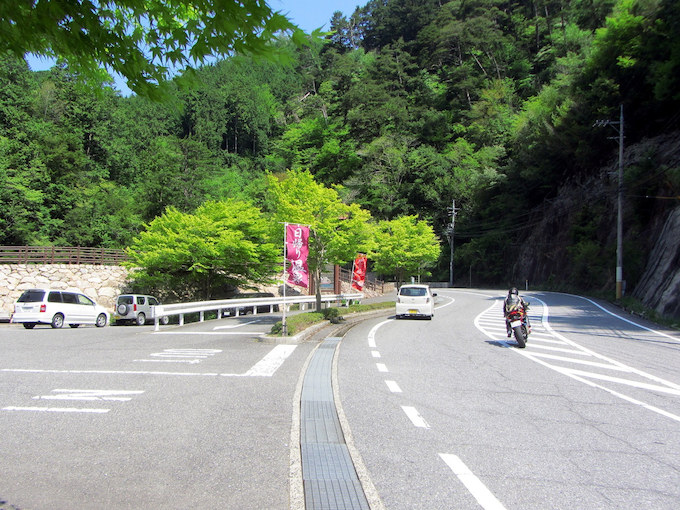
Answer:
[[510, 320, 522, 328], [408, 309, 418, 314]]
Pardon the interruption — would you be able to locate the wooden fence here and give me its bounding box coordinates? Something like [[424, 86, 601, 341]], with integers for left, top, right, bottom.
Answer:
[[0, 246, 128, 265]]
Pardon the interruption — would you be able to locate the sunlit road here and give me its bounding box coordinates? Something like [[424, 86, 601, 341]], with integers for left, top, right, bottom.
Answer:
[[1, 291, 680, 509], [336, 290, 680, 509]]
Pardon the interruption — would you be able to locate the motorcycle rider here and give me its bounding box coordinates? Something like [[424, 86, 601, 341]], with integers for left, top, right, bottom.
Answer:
[[503, 287, 530, 337]]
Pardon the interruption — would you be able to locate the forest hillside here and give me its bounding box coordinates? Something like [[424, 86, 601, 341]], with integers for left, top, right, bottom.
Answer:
[[1, 0, 678, 318]]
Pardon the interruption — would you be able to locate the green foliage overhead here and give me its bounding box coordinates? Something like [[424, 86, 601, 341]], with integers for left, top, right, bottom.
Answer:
[[0, 0, 311, 98]]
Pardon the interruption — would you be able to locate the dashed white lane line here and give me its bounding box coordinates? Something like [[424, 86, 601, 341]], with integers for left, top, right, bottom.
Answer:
[[385, 380, 402, 393], [371, 350, 381, 358], [439, 454, 507, 510], [376, 363, 388, 373], [401, 406, 430, 428]]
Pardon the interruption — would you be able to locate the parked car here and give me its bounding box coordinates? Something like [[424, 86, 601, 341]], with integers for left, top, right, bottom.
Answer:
[[113, 294, 169, 326], [226, 292, 280, 316], [11, 288, 109, 329], [395, 284, 436, 320]]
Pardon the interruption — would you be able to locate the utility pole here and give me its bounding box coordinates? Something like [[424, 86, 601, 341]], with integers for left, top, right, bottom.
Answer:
[[593, 104, 625, 300], [446, 200, 459, 287]]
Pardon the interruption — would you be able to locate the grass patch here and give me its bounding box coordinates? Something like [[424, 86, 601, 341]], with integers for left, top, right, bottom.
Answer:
[[270, 301, 395, 336]]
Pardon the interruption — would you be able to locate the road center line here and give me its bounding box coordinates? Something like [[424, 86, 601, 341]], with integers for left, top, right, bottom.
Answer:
[[439, 454, 507, 510], [385, 380, 402, 393], [401, 406, 430, 428]]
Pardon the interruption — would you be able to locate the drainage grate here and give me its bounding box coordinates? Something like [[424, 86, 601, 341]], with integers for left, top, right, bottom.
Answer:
[[300, 337, 370, 510]]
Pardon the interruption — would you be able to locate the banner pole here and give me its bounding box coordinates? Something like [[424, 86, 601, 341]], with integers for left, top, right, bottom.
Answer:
[[282, 222, 287, 336]]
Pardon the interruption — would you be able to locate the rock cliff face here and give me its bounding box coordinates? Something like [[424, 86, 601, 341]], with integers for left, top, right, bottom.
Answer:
[[514, 131, 680, 319], [632, 206, 680, 318]]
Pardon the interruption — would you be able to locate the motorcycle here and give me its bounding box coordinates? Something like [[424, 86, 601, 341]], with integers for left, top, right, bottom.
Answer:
[[506, 306, 530, 348]]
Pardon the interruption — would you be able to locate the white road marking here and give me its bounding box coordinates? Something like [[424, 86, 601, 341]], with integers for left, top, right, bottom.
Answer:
[[243, 345, 297, 377], [371, 350, 381, 358], [439, 454, 507, 510], [401, 406, 430, 428], [473, 295, 680, 423], [385, 380, 402, 393], [133, 359, 201, 364], [376, 363, 388, 373], [368, 320, 391, 348], [213, 321, 261, 330], [32, 389, 144, 401], [2, 345, 295, 379], [152, 331, 266, 335], [3, 406, 109, 414]]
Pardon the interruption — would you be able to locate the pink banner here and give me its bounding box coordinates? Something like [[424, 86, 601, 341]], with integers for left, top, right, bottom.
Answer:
[[351, 254, 367, 291], [286, 224, 310, 288]]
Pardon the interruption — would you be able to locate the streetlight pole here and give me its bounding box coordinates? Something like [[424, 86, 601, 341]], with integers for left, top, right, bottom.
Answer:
[[594, 104, 625, 299]]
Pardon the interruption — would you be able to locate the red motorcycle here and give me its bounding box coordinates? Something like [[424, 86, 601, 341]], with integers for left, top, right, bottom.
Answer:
[[506, 307, 530, 348]]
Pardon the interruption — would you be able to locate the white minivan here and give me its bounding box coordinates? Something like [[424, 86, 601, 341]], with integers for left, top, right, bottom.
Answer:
[[11, 288, 109, 329]]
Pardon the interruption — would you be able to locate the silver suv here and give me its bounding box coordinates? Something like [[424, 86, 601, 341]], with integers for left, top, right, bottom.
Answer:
[[113, 294, 169, 326]]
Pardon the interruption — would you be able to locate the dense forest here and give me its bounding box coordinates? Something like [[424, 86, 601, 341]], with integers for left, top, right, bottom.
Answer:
[[1, 0, 678, 298]]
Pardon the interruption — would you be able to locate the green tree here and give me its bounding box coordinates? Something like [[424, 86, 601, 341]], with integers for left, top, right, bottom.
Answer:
[[266, 169, 373, 310], [126, 200, 279, 300], [1, 0, 310, 98], [369, 215, 441, 286]]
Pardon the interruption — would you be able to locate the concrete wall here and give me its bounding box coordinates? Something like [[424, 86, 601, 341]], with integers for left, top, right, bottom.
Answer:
[[0, 264, 130, 319]]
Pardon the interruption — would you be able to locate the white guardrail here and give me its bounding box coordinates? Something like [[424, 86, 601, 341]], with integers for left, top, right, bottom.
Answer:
[[152, 293, 364, 331]]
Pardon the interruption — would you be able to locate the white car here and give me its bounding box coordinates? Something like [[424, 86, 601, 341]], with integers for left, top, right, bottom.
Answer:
[[11, 288, 109, 329], [395, 284, 436, 320]]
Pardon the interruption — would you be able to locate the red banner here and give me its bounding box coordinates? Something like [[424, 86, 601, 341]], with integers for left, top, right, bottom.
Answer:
[[285, 224, 310, 288], [351, 254, 367, 291]]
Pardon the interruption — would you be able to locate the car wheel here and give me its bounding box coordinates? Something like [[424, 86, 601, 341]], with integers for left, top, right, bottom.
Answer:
[[160, 316, 170, 325], [135, 313, 146, 326], [51, 313, 64, 329], [96, 313, 108, 328], [23, 323, 36, 329], [69, 324, 80, 328]]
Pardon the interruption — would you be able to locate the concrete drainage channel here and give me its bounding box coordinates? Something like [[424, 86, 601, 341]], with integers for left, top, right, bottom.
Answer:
[[290, 312, 389, 510], [300, 337, 369, 509]]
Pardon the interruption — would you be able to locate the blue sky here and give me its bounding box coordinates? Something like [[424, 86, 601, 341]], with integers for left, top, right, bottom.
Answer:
[[26, 0, 364, 95]]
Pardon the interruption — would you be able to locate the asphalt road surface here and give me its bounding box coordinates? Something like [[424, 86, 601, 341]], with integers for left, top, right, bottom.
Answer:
[[1, 289, 679, 509]]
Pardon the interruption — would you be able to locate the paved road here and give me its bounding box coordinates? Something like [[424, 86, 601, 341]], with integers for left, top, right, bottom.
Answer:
[[336, 289, 680, 509], [0, 315, 316, 510], [2, 290, 679, 509]]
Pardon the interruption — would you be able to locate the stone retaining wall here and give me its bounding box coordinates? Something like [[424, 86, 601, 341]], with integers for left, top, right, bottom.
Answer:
[[0, 264, 131, 318]]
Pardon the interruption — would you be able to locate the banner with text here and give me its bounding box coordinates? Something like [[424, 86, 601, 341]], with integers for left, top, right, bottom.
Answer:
[[285, 224, 310, 288], [351, 253, 367, 291]]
